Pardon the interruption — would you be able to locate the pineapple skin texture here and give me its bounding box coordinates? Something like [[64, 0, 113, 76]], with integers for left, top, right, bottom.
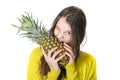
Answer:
[[41, 36, 69, 67]]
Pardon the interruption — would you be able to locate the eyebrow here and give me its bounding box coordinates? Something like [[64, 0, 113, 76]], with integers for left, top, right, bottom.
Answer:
[[61, 29, 71, 33], [56, 25, 71, 31]]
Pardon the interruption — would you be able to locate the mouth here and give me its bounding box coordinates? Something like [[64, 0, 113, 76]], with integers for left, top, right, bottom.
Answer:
[[61, 41, 64, 44], [61, 41, 72, 47]]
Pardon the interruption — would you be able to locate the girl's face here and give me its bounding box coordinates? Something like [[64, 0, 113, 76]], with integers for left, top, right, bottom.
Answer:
[[54, 17, 73, 46]]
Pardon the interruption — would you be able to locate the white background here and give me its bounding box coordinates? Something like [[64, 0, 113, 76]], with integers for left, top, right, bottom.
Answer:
[[0, 0, 120, 80]]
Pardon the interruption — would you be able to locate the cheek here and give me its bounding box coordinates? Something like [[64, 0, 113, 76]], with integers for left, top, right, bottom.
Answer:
[[64, 37, 73, 45], [54, 29, 58, 37]]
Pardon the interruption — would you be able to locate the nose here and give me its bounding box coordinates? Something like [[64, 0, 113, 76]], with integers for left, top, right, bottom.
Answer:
[[57, 32, 64, 42]]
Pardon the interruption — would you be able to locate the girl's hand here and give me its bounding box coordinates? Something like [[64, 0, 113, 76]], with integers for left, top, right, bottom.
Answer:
[[64, 43, 75, 63], [40, 45, 65, 70]]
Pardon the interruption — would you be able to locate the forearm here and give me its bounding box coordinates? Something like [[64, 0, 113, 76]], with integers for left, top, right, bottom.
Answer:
[[65, 62, 80, 80], [43, 68, 61, 80]]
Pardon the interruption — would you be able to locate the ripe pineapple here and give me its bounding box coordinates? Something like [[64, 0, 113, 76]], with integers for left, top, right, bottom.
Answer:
[[12, 12, 69, 67]]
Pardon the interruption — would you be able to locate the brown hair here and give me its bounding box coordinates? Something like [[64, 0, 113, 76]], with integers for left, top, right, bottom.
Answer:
[[40, 6, 86, 79]]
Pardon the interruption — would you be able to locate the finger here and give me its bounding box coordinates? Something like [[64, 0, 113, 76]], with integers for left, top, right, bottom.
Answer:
[[64, 46, 75, 61], [64, 52, 71, 57], [48, 47, 58, 57], [40, 45, 47, 57], [63, 43, 72, 50], [52, 50, 63, 59], [64, 46, 73, 55], [56, 54, 66, 62], [65, 52, 75, 62]]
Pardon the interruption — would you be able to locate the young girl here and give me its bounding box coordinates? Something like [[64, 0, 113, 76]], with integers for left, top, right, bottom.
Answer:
[[27, 6, 97, 80]]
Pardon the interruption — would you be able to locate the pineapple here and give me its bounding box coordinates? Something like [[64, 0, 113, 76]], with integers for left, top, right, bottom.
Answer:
[[12, 12, 69, 67]]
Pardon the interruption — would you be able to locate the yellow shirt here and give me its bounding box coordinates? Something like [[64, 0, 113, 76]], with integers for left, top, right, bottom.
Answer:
[[27, 47, 97, 80]]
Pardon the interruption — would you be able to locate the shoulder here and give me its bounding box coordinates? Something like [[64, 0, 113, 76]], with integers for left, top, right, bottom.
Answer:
[[29, 46, 43, 60], [77, 52, 96, 65], [81, 52, 95, 60]]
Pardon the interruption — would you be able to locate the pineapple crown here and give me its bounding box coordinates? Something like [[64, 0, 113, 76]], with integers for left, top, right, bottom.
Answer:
[[12, 12, 49, 44]]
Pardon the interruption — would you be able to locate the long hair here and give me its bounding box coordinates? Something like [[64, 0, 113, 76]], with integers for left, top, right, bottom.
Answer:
[[40, 6, 86, 79]]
